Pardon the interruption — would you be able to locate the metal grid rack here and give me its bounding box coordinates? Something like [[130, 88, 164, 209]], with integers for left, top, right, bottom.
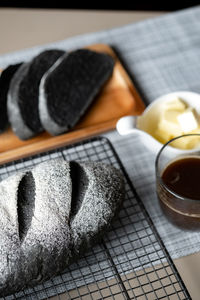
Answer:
[[0, 137, 191, 300]]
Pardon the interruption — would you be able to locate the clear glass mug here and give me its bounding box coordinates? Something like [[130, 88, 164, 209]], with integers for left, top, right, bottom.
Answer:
[[155, 134, 200, 230]]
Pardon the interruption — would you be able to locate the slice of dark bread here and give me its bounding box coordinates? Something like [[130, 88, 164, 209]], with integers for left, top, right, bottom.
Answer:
[[0, 63, 22, 133], [7, 49, 65, 140], [39, 49, 115, 136]]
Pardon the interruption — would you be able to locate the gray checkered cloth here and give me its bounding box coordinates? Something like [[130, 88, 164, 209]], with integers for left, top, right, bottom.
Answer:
[[1, 5, 200, 262]]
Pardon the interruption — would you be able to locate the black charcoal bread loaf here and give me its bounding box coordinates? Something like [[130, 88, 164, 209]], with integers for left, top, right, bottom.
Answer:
[[39, 49, 115, 136], [0, 158, 124, 296], [0, 63, 22, 133], [7, 49, 65, 140]]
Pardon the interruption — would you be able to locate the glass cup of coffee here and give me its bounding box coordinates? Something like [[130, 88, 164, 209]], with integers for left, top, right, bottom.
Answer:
[[155, 134, 200, 230]]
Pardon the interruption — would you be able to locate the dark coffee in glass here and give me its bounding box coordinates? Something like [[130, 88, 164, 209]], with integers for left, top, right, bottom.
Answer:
[[156, 135, 200, 230]]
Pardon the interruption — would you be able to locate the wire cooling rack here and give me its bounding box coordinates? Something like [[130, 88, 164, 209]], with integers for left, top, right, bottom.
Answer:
[[0, 136, 191, 300]]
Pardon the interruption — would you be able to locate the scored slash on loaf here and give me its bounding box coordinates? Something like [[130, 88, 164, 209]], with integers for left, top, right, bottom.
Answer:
[[0, 158, 125, 296], [4, 47, 115, 140]]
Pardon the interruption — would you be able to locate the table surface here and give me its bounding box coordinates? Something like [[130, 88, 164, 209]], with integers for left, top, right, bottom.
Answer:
[[0, 7, 199, 299]]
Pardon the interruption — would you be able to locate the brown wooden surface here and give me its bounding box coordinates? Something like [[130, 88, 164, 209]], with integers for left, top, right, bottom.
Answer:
[[0, 43, 145, 164]]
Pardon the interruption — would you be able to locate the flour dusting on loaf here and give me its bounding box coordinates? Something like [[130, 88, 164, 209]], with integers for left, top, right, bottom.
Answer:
[[0, 158, 124, 296]]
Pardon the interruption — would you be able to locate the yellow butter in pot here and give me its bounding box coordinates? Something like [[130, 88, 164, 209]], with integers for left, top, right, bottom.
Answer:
[[154, 97, 200, 149]]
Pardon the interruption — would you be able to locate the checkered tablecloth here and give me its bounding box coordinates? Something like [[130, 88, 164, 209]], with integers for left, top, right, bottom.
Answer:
[[1, 5, 200, 261]]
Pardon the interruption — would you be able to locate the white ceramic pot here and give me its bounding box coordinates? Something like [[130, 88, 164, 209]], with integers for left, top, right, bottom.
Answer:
[[116, 91, 200, 153]]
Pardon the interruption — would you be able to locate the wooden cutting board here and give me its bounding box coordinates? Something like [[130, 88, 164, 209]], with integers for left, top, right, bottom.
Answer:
[[0, 43, 145, 164]]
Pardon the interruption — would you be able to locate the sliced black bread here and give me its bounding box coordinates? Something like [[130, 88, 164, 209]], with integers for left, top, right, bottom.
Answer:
[[39, 49, 115, 136], [0, 63, 22, 133], [0, 158, 124, 296], [7, 49, 65, 140]]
